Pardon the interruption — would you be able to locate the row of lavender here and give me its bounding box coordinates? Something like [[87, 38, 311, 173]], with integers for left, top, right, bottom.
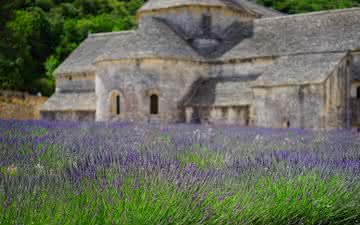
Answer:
[[1, 120, 360, 224]]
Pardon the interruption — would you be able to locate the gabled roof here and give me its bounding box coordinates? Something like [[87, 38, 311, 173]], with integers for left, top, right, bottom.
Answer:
[[41, 92, 96, 111], [138, 0, 282, 17], [53, 7, 360, 77], [185, 76, 258, 106], [251, 53, 347, 87], [97, 18, 202, 62], [54, 18, 202, 76], [221, 8, 360, 61], [54, 35, 110, 75]]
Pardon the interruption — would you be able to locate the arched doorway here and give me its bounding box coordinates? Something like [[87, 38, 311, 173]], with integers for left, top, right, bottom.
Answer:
[[150, 94, 159, 115]]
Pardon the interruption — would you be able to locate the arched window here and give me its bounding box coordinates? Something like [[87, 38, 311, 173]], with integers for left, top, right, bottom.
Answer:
[[283, 119, 290, 128], [110, 91, 121, 115], [150, 94, 159, 115], [357, 86, 360, 99]]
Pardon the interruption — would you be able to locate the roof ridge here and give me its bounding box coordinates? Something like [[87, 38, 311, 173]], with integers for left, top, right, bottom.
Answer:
[[257, 7, 360, 22], [251, 52, 348, 87], [89, 30, 136, 38], [229, 0, 284, 16]]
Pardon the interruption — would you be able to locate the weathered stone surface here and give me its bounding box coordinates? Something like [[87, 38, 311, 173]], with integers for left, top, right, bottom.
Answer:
[[252, 57, 351, 129], [185, 76, 256, 107], [41, 111, 95, 121], [222, 8, 360, 61], [252, 53, 347, 87], [41, 92, 96, 111], [137, 0, 282, 19], [0, 92, 47, 120], [252, 85, 325, 129], [95, 59, 207, 122], [351, 53, 360, 81], [42, 0, 360, 129], [56, 74, 95, 93]]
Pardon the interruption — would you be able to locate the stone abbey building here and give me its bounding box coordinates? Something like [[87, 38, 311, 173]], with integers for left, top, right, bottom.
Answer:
[[41, 0, 360, 129]]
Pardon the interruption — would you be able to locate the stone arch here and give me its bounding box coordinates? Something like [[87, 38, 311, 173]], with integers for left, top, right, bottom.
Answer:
[[146, 88, 161, 115], [283, 118, 290, 128], [150, 94, 159, 115], [109, 90, 122, 116], [145, 88, 161, 97]]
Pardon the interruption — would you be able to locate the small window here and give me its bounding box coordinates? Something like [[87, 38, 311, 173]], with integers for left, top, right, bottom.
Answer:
[[283, 119, 290, 128], [110, 92, 121, 115], [69, 76, 72, 81], [356, 87, 360, 99], [116, 95, 120, 115], [150, 94, 159, 115]]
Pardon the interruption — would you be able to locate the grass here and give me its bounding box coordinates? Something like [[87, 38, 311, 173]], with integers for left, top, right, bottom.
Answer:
[[1, 121, 360, 224]]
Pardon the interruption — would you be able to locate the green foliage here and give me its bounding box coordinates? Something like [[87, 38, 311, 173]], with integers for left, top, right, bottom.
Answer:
[[177, 145, 225, 169], [0, 0, 143, 96], [2, 124, 360, 224], [2, 171, 360, 224], [257, 0, 360, 14], [0, 0, 359, 96]]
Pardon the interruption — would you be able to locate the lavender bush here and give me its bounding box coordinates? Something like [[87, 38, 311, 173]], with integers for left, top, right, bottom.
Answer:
[[1, 120, 360, 224]]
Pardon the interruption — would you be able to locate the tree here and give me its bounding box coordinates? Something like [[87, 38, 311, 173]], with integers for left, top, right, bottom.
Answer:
[[257, 0, 358, 14], [1, 0, 358, 96], [5, 7, 56, 93]]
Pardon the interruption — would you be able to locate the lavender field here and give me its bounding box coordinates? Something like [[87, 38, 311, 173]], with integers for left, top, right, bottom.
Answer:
[[1, 120, 360, 224]]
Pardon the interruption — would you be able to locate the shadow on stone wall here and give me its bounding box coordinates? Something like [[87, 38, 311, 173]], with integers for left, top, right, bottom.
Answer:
[[156, 16, 254, 58]]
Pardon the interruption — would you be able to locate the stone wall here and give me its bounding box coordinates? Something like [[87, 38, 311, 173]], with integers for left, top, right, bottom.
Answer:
[[56, 73, 95, 93], [322, 58, 351, 128], [0, 91, 48, 120], [350, 53, 360, 127], [138, 6, 255, 35], [95, 59, 209, 122], [252, 84, 324, 129], [252, 57, 351, 129], [210, 57, 273, 77], [351, 99, 360, 126], [95, 58, 273, 123], [185, 106, 249, 125], [40, 111, 95, 121], [351, 52, 360, 81]]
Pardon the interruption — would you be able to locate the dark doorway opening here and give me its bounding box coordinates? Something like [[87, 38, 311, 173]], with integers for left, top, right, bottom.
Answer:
[[116, 95, 120, 115], [191, 107, 201, 123], [283, 119, 290, 128], [150, 94, 159, 115], [357, 87, 360, 99]]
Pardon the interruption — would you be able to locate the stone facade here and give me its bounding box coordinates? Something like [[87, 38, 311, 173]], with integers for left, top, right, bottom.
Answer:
[[41, 0, 360, 129], [95, 59, 207, 122]]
